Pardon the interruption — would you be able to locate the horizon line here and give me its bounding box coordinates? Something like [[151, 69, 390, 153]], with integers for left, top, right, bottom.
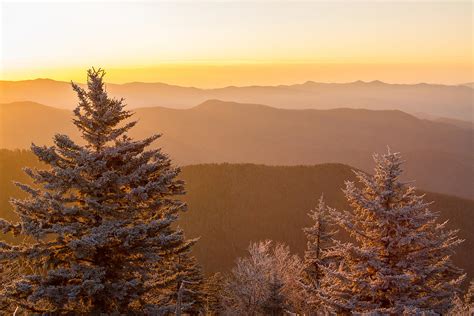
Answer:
[[1, 77, 472, 89]]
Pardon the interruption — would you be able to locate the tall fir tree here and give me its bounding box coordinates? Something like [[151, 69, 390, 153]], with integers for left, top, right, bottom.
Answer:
[[0, 68, 196, 314], [321, 150, 464, 314], [301, 195, 337, 314]]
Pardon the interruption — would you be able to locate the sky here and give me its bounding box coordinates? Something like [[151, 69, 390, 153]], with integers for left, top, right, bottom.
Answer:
[[1, 1, 472, 87]]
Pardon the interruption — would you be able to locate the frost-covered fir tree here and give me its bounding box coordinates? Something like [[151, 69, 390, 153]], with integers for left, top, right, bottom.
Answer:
[[321, 150, 464, 315], [301, 195, 337, 313], [0, 68, 196, 314], [173, 254, 205, 314], [145, 253, 204, 314], [448, 280, 473, 316]]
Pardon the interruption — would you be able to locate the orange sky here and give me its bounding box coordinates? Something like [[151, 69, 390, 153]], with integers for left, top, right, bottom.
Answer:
[[4, 62, 470, 88], [1, 1, 472, 87]]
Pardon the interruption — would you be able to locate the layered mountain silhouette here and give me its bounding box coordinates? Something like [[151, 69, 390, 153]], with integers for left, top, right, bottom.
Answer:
[[1, 79, 472, 120], [1, 151, 473, 283], [1, 100, 472, 198], [462, 82, 474, 89], [414, 112, 473, 130]]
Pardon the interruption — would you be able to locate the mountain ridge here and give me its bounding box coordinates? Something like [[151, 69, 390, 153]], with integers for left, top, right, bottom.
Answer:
[[3, 78, 468, 89], [1, 99, 446, 123], [1, 78, 472, 120], [1, 99, 472, 199]]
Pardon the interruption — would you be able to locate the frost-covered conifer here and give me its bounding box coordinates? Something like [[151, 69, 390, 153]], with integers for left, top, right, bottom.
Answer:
[[0, 68, 195, 313], [301, 195, 338, 314], [173, 254, 205, 314], [145, 253, 204, 314], [448, 280, 473, 316], [468, 281, 474, 306], [321, 150, 464, 314]]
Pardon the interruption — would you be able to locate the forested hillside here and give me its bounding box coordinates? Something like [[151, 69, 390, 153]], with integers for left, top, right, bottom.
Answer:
[[2, 1, 472, 313], [2, 100, 473, 199], [2, 149, 472, 282]]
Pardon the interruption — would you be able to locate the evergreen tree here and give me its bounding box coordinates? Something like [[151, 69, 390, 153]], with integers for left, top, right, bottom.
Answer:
[[145, 253, 204, 314], [0, 68, 195, 314], [174, 254, 205, 315], [468, 281, 474, 307], [321, 150, 464, 314], [202, 272, 225, 315], [301, 195, 337, 314], [448, 280, 474, 316]]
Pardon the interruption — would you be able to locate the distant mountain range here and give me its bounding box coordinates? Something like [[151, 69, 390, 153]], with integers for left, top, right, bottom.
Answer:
[[1, 152, 472, 284], [1, 79, 472, 120], [1, 100, 472, 198], [462, 82, 474, 89], [413, 112, 473, 130]]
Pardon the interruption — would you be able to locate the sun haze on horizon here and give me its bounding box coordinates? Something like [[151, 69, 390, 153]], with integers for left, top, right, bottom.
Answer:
[[1, 1, 472, 87]]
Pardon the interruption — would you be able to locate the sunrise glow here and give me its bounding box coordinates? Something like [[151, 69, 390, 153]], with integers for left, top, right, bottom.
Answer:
[[1, 1, 472, 86]]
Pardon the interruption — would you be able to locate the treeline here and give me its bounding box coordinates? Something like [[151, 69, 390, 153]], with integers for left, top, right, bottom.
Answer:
[[0, 69, 472, 314]]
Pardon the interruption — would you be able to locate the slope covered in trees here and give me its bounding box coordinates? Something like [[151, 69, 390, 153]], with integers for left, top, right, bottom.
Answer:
[[1, 100, 473, 198], [1, 150, 473, 285]]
